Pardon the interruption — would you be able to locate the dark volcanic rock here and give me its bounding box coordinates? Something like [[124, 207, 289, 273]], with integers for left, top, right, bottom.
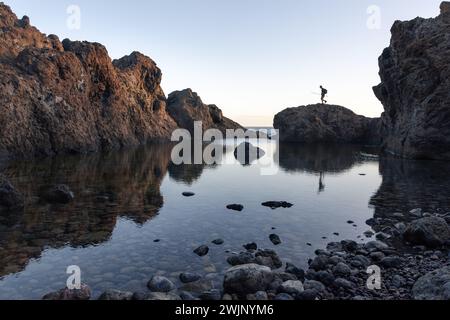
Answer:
[[373, 2, 450, 160], [42, 284, 91, 300], [194, 245, 209, 257], [226, 204, 244, 212], [0, 4, 178, 159], [412, 266, 450, 300], [273, 104, 380, 144], [403, 217, 450, 247], [223, 264, 274, 295], [262, 201, 293, 210], [167, 89, 244, 134], [269, 234, 282, 245], [0, 174, 24, 211]]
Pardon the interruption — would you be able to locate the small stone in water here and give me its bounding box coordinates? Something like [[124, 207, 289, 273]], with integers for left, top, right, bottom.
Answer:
[[212, 239, 224, 245], [269, 234, 282, 245], [262, 201, 293, 209], [194, 245, 209, 257], [243, 242, 258, 251], [226, 204, 244, 212], [182, 192, 195, 197]]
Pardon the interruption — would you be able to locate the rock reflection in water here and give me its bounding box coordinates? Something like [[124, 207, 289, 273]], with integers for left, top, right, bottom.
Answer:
[[370, 158, 450, 219], [0, 144, 172, 278]]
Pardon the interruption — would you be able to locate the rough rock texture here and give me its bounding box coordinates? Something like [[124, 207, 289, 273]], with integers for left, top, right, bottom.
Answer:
[[273, 104, 380, 144], [223, 264, 274, 295], [167, 89, 244, 134], [373, 2, 450, 160], [0, 3, 177, 159], [403, 217, 450, 247], [413, 266, 450, 300]]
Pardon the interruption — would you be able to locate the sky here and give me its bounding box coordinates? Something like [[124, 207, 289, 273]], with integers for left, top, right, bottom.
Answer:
[[6, 0, 443, 126]]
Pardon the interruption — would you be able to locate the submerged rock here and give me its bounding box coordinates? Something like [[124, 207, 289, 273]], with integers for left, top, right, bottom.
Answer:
[[194, 245, 209, 257], [180, 272, 202, 284], [373, 2, 450, 159], [182, 192, 195, 197], [147, 276, 176, 293]]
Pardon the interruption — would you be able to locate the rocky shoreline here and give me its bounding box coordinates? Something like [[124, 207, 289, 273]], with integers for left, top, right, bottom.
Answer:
[[41, 203, 450, 301]]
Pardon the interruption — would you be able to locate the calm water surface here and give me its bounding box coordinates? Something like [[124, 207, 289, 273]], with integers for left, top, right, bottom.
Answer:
[[1, 140, 450, 299]]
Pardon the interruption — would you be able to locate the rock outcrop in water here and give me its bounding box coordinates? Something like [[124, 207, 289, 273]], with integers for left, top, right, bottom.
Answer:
[[273, 104, 380, 145], [167, 89, 244, 134], [373, 2, 450, 160], [0, 3, 178, 159]]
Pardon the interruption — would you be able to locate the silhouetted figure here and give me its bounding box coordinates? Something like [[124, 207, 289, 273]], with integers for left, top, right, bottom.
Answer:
[[320, 86, 328, 104]]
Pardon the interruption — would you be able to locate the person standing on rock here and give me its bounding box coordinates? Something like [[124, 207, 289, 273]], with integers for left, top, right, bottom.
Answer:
[[320, 86, 328, 104]]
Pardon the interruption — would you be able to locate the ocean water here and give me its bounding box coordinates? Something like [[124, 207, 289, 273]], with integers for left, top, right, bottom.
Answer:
[[1, 140, 449, 299]]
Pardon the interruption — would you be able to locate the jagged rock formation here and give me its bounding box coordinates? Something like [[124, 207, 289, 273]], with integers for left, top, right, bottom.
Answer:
[[0, 3, 177, 159], [167, 89, 244, 134], [273, 104, 380, 144], [373, 2, 450, 160]]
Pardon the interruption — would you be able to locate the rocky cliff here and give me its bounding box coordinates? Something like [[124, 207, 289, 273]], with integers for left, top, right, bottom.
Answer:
[[273, 104, 380, 144], [167, 89, 244, 134], [0, 3, 178, 159], [373, 2, 450, 160]]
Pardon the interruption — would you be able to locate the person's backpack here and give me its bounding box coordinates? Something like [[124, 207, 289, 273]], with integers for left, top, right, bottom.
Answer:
[[323, 89, 328, 95]]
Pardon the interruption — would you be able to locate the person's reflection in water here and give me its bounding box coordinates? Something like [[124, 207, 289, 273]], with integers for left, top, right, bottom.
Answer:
[[318, 172, 326, 193]]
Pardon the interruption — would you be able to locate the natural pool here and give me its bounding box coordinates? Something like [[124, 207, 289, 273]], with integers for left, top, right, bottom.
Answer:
[[1, 140, 450, 299]]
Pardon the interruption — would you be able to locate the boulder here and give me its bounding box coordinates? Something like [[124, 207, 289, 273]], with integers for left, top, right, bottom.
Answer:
[[42, 284, 91, 300], [273, 104, 380, 144], [373, 2, 450, 159], [403, 217, 450, 247], [412, 266, 450, 300], [223, 264, 274, 295]]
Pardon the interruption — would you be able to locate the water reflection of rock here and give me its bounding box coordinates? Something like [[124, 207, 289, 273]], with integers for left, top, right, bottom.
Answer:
[[168, 143, 222, 185], [0, 144, 172, 278], [370, 158, 450, 219], [277, 143, 373, 174]]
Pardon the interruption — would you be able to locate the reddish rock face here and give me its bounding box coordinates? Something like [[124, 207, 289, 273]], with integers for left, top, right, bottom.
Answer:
[[0, 3, 177, 159], [373, 2, 450, 160], [167, 89, 244, 135]]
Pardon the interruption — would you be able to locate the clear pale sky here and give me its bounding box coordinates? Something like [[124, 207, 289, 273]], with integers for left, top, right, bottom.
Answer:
[[7, 0, 443, 126]]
